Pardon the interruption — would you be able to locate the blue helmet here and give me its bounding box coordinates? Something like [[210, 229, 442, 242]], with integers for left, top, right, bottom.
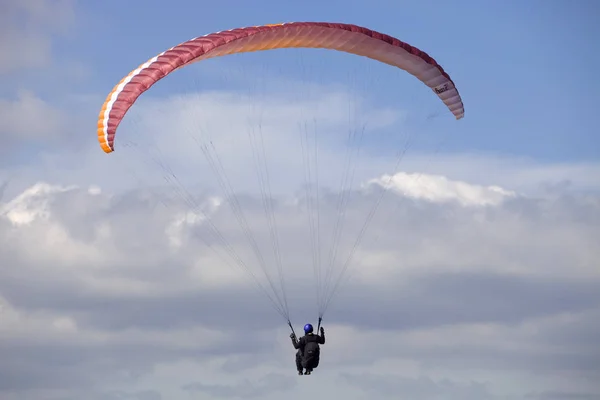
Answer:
[[304, 323, 313, 334]]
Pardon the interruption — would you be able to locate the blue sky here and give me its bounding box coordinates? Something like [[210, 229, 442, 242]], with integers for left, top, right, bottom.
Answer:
[[39, 0, 597, 163], [4, 0, 598, 163]]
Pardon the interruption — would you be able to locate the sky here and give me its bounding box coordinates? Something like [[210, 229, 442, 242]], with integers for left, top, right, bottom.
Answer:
[[1, 0, 599, 399]]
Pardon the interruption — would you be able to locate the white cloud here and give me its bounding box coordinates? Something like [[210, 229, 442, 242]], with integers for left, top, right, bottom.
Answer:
[[1, 171, 598, 399], [0, 90, 68, 148], [369, 171, 517, 206], [112, 89, 404, 192], [0, 182, 75, 225], [395, 153, 600, 195]]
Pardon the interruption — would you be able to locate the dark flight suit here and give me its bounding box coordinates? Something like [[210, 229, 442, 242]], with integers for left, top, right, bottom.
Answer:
[[292, 332, 325, 373]]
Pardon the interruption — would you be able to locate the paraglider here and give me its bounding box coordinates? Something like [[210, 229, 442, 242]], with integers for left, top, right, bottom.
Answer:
[[290, 323, 326, 375], [96, 21, 464, 354]]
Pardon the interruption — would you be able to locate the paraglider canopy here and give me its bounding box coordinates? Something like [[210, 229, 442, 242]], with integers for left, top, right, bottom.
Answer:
[[98, 22, 463, 154]]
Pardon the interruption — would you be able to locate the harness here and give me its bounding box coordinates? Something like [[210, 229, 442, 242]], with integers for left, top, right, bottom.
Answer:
[[302, 334, 320, 360]]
